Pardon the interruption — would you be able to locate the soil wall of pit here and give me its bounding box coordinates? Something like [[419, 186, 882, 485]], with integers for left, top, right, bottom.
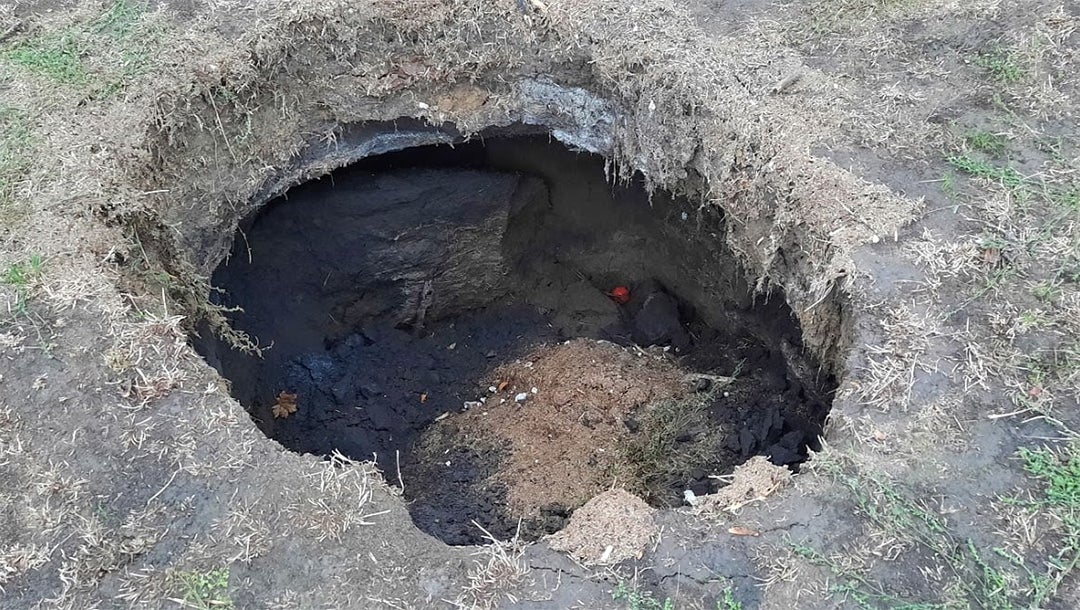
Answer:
[[196, 133, 826, 459], [129, 2, 909, 394]]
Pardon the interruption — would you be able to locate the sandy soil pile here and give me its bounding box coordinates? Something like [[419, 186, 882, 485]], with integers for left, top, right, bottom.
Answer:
[[447, 338, 687, 516], [547, 488, 657, 565]]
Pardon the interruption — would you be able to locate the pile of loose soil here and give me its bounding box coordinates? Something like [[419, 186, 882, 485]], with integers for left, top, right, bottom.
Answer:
[[403, 330, 832, 544], [547, 488, 658, 565], [688, 455, 792, 515], [401, 338, 687, 543], [454, 339, 686, 516]]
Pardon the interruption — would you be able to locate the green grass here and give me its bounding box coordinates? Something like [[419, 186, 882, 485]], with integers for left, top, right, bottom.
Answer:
[[613, 582, 674, 610], [805, 449, 1080, 609], [2, 254, 43, 313], [977, 48, 1025, 83], [791, 543, 954, 610], [95, 0, 149, 38], [175, 567, 233, 610], [718, 587, 742, 610], [1057, 187, 1080, 212], [1031, 281, 1062, 302], [946, 154, 1024, 188], [6, 33, 88, 85], [3, 0, 155, 92], [1019, 445, 1080, 509], [964, 131, 1008, 157]]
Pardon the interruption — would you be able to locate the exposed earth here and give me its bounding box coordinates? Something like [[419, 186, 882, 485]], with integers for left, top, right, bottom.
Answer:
[[1, 1, 1078, 609]]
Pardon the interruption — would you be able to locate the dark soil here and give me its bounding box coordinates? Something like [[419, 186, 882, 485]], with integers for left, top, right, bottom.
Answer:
[[195, 134, 836, 546]]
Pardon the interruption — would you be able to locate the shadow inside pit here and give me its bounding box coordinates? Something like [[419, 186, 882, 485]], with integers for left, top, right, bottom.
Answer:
[[194, 132, 838, 545]]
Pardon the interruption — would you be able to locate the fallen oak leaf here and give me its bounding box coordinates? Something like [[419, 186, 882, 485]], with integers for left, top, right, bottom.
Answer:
[[272, 392, 298, 419]]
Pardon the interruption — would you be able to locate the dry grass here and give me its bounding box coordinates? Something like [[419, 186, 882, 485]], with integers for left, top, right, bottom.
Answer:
[[452, 523, 529, 610], [278, 452, 389, 543]]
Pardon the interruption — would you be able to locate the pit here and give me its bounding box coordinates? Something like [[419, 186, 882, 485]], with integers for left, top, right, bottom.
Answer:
[[194, 130, 837, 546]]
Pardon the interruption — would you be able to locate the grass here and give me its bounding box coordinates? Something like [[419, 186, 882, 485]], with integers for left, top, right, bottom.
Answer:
[[801, 447, 1080, 609], [613, 582, 675, 610], [2, 254, 43, 313], [5, 33, 88, 84], [95, 0, 149, 39], [718, 587, 742, 610], [619, 392, 721, 503], [977, 47, 1025, 83], [946, 154, 1024, 189], [613, 581, 744, 610], [964, 131, 1008, 157], [2, 0, 154, 93], [173, 567, 233, 610], [0, 105, 32, 221], [791, 543, 954, 610], [1031, 281, 1062, 302]]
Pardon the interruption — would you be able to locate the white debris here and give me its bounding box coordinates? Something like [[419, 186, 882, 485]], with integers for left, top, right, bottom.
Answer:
[[531, 387, 538, 394], [488, 386, 497, 393], [463, 401, 482, 410], [514, 392, 529, 403], [683, 489, 699, 507]]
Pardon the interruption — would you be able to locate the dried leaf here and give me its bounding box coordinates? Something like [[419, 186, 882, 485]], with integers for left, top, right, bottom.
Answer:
[[497, 380, 509, 392], [982, 247, 1002, 266], [728, 526, 759, 537], [272, 392, 298, 419]]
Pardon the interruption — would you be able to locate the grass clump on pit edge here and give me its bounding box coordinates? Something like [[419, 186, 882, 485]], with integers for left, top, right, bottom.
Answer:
[[618, 390, 722, 504], [795, 446, 1080, 609], [171, 567, 233, 610]]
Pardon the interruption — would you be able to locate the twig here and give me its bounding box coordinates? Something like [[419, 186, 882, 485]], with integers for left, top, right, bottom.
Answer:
[[395, 449, 405, 494]]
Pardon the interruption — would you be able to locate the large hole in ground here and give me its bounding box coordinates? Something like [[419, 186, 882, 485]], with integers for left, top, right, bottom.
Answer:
[[195, 131, 838, 546]]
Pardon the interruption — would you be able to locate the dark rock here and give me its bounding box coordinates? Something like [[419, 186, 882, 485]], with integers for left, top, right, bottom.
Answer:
[[631, 291, 690, 350]]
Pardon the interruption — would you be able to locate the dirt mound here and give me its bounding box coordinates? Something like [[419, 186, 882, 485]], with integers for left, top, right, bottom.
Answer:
[[547, 488, 657, 565], [688, 456, 792, 515], [399, 338, 691, 544], [458, 339, 686, 515]]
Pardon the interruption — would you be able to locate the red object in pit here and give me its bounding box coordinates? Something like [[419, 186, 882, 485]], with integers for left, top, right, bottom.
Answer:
[[610, 285, 631, 304]]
